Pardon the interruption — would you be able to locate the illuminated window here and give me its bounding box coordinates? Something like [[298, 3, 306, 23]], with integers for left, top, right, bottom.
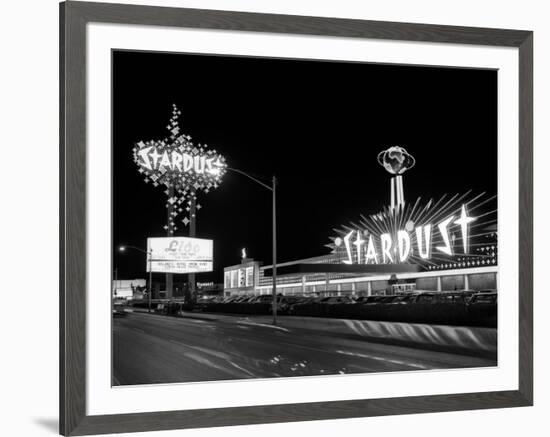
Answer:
[[238, 269, 245, 287], [245, 267, 254, 287], [224, 271, 231, 289], [230, 270, 238, 289]]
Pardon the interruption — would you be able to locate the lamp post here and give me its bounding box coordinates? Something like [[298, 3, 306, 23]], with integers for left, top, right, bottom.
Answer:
[[119, 245, 153, 313], [227, 168, 278, 325]]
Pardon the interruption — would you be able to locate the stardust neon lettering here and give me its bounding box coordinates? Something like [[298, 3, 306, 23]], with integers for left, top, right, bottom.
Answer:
[[381, 233, 394, 263], [365, 235, 379, 264], [435, 216, 455, 256], [397, 230, 411, 262], [335, 205, 476, 264], [415, 224, 432, 259], [137, 146, 223, 176], [343, 231, 354, 264]]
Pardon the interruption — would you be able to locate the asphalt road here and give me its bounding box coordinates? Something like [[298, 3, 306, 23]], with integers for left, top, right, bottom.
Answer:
[[113, 312, 496, 386]]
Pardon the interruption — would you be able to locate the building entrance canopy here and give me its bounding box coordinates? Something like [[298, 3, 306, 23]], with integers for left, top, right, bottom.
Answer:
[[262, 263, 420, 277]]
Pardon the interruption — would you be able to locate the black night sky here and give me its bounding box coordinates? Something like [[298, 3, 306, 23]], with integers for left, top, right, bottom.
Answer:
[[113, 50, 497, 283]]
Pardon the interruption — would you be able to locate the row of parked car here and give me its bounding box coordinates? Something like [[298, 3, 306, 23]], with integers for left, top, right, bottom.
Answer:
[[195, 289, 496, 312], [189, 290, 497, 327], [120, 289, 496, 328]]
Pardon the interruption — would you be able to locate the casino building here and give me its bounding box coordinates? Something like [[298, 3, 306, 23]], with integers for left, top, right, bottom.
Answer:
[[223, 147, 498, 297]]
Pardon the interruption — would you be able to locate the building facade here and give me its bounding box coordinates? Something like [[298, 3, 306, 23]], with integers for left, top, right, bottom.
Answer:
[[223, 147, 498, 298], [112, 278, 146, 300], [223, 255, 497, 298]]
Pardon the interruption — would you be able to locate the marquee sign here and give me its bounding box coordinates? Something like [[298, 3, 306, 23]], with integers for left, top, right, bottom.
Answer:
[[147, 236, 213, 274], [329, 191, 497, 271], [133, 105, 227, 233]]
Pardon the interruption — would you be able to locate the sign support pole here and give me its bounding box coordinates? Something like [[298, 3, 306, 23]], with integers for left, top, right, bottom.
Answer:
[[148, 251, 152, 313], [166, 186, 174, 298], [189, 196, 196, 299]]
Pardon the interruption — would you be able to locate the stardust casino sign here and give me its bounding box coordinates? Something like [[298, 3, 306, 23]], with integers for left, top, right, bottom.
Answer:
[[330, 192, 498, 270], [133, 105, 227, 233], [135, 144, 225, 179]]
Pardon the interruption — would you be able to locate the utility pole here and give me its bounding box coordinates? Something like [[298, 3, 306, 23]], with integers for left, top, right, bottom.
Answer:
[[118, 245, 153, 313], [226, 167, 278, 326], [272, 176, 277, 325]]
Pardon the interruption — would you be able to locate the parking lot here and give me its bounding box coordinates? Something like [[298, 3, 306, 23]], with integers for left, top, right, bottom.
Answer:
[[130, 289, 497, 328]]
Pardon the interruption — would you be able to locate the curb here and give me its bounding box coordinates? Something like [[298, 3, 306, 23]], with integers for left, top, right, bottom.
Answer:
[[131, 309, 496, 356]]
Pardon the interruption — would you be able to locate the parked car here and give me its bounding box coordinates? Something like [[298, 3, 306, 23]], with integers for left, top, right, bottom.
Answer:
[[112, 303, 128, 317], [468, 292, 497, 305], [353, 296, 370, 304], [285, 295, 354, 317], [476, 288, 497, 294], [319, 296, 355, 304], [467, 291, 497, 327], [388, 294, 418, 305], [287, 296, 323, 315], [435, 292, 471, 304], [280, 296, 309, 307], [251, 295, 273, 304], [194, 296, 221, 311], [414, 292, 439, 304], [245, 295, 302, 314], [224, 296, 247, 303], [357, 295, 395, 305]]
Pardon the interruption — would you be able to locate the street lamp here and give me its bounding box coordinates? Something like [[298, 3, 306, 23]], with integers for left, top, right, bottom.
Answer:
[[227, 167, 278, 325], [119, 245, 153, 313]]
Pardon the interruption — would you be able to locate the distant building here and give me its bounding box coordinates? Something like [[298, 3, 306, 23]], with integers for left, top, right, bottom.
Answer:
[[224, 258, 262, 296], [112, 279, 146, 300]]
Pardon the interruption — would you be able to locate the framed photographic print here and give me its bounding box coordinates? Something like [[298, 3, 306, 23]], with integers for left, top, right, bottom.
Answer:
[[59, 1, 533, 435]]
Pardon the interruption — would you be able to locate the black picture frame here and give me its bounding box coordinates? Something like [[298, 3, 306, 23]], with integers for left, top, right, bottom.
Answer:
[[59, 1, 533, 435]]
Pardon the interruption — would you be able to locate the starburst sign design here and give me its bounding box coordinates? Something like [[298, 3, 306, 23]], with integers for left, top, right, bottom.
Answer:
[[329, 191, 497, 271], [133, 105, 227, 234]]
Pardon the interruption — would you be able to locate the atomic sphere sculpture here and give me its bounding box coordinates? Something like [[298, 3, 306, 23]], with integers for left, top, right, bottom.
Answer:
[[377, 146, 415, 175]]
